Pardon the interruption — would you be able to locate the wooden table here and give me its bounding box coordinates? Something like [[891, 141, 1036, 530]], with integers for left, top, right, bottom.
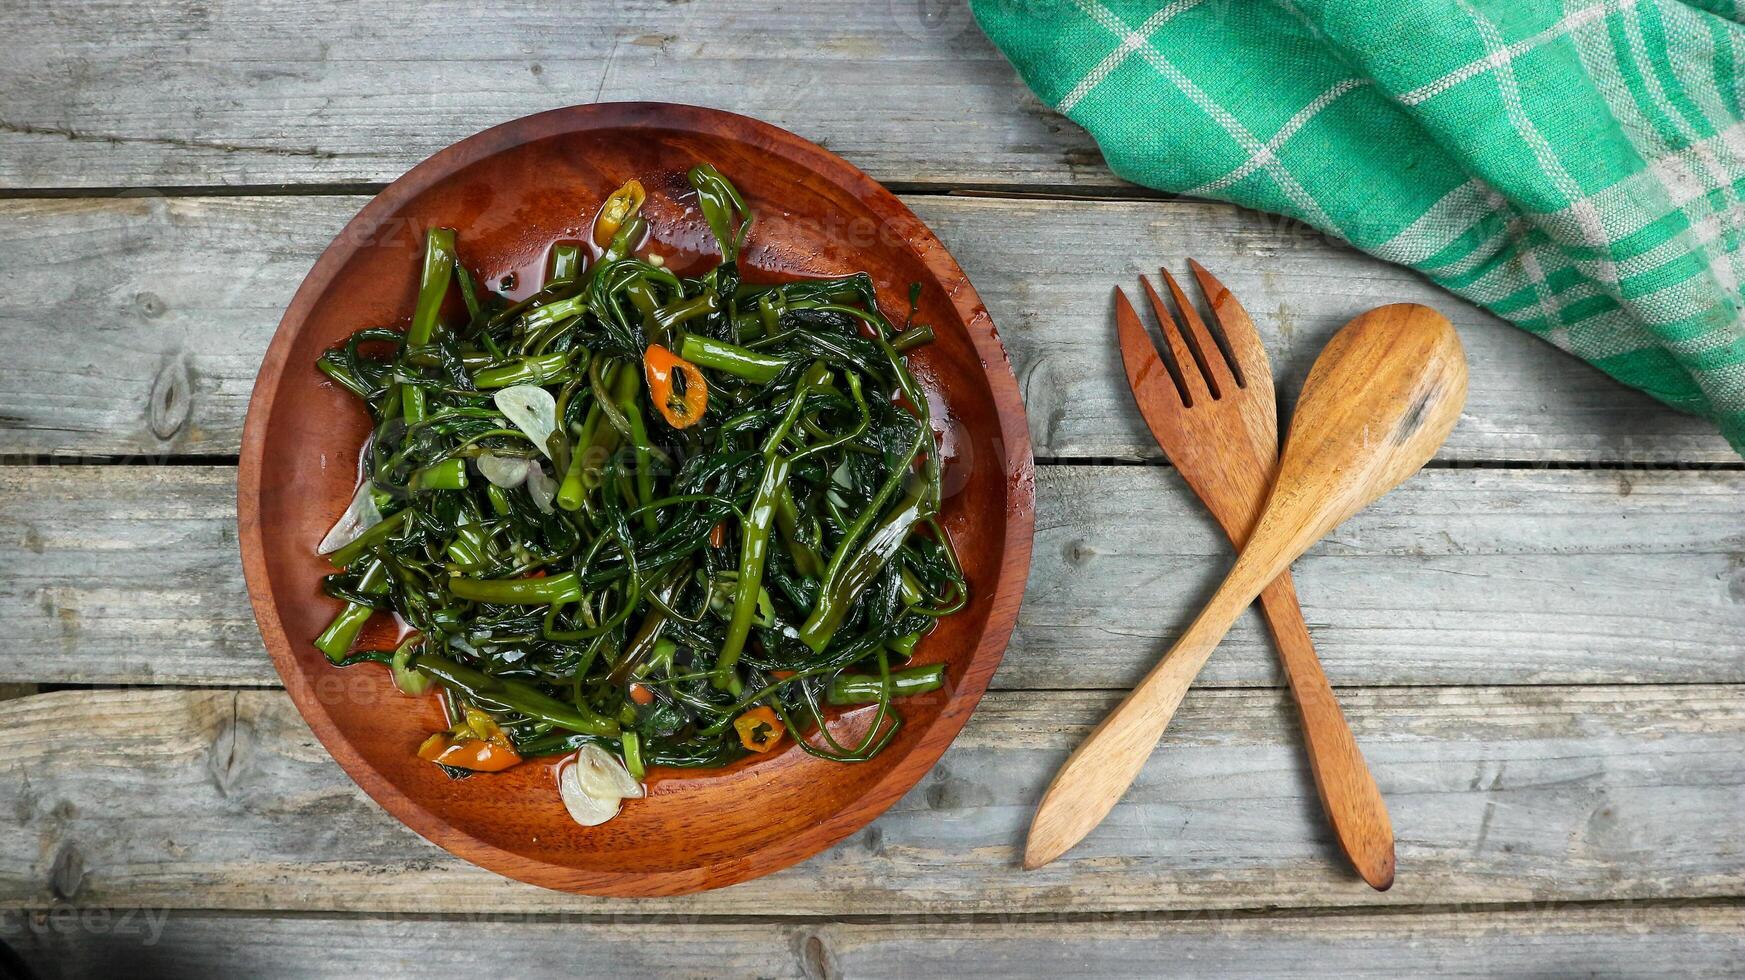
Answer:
[[2, 2, 1742, 976]]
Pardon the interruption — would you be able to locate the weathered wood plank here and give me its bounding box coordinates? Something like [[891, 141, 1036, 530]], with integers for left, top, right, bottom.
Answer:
[[0, 195, 1728, 463], [925, 198, 1733, 464], [1, 685, 1740, 915], [8, 906, 1744, 979], [0, 0, 1103, 191], [1024, 465, 1745, 689], [4, 465, 1740, 689]]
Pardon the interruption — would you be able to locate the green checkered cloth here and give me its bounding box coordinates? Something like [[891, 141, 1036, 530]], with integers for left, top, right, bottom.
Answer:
[[972, 0, 1745, 455]]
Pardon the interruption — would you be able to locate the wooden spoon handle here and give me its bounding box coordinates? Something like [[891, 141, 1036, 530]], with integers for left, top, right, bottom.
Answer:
[[1024, 574, 1256, 869], [1256, 572, 1396, 890]]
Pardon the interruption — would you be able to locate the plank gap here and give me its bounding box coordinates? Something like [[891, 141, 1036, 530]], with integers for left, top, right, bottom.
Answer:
[[0, 454, 242, 468], [7, 894, 1744, 926], [0, 180, 1178, 204], [0, 183, 392, 200], [4, 454, 1740, 473]]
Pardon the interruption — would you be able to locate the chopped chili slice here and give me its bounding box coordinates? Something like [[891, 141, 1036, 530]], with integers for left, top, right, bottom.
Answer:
[[593, 179, 646, 246], [628, 681, 655, 706], [734, 705, 786, 753], [416, 707, 523, 772], [643, 344, 708, 429], [417, 732, 522, 772]]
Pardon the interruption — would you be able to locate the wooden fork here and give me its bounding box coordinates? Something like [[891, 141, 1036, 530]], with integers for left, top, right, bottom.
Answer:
[[1097, 261, 1395, 889]]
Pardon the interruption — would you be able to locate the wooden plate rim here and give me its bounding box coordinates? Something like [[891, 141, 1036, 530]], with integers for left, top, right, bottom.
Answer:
[[237, 102, 1035, 896]]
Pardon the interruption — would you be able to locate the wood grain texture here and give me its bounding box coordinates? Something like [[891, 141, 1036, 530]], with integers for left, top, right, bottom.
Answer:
[[1, 0, 1736, 949], [1116, 267, 1393, 889], [1028, 304, 1467, 869], [0, 195, 1730, 463], [0, 0, 1099, 191], [231, 103, 1033, 896], [1, 684, 1741, 915], [7, 906, 1744, 979], [4, 464, 1743, 689]]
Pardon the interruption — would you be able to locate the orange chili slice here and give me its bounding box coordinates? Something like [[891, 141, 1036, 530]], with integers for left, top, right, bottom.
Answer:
[[417, 732, 522, 772], [593, 179, 646, 246], [734, 705, 786, 753], [417, 707, 522, 772], [643, 344, 708, 429], [628, 681, 655, 706]]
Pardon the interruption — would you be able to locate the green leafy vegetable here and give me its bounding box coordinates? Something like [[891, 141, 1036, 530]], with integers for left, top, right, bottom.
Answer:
[[314, 164, 966, 775]]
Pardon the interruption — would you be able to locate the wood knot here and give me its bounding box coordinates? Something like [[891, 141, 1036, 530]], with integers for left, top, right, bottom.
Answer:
[[134, 291, 166, 319], [796, 930, 838, 980], [1063, 538, 1097, 567], [207, 710, 255, 799], [1018, 357, 1065, 453], [1392, 388, 1435, 443], [147, 355, 192, 441], [48, 841, 86, 902], [925, 765, 993, 811]]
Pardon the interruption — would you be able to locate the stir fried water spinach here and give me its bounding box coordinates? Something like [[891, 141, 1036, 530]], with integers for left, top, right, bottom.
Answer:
[[313, 166, 966, 804]]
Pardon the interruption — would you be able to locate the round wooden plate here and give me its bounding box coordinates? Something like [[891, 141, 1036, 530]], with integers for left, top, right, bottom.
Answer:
[[238, 103, 1034, 896]]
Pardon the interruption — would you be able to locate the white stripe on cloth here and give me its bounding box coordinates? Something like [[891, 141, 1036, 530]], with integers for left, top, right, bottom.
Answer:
[[1450, 186, 1745, 346], [1460, 0, 1619, 288], [1603, 206, 1744, 296], [1070, 0, 1344, 234], [1511, 217, 1570, 338], [1350, 101, 1743, 319], [1735, 9, 1745, 99], [1185, 78, 1371, 197], [1398, 0, 1637, 106], [1371, 179, 1501, 269], [1619, 3, 1745, 301], [1055, 0, 1203, 113]]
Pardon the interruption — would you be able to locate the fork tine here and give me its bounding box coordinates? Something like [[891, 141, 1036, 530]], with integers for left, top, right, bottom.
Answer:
[[1139, 274, 1212, 407], [1159, 268, 1238, 398], [1188, 258, 1270, 392], [1114, 285, 1188, 407]]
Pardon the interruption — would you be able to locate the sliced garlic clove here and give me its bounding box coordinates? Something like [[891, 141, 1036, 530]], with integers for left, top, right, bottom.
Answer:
[[493, 385, 559, 459], [524, 462, 558, 514], [316, 479, 382, 554], [559, 760, 621, 827], [475, 451, 534, 488], [575, 743, 645, 800]]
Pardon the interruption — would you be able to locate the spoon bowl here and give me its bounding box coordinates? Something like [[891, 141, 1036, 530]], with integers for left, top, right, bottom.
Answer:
[[1025, 303, 1466, 869]]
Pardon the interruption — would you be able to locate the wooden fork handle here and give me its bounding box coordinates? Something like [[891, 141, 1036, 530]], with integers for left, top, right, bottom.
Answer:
[[1257, 572, 1396, 890]]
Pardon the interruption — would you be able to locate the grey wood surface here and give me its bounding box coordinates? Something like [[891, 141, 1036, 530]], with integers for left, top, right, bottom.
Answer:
[[8, 906, 1744, 979], [3, 465, 1741, 689], [2, 685, 1741, 915], [0, 0, 1097, 192], [3, 0, 1742, 970], [0, 195, 1730, 464]]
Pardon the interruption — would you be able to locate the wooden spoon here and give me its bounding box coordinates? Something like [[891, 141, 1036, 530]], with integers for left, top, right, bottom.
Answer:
[[1024, 303, 1468, 870]]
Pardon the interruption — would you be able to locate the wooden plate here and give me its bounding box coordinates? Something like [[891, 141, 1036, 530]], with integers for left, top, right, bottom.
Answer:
[[238, 103, 1033, 896]]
